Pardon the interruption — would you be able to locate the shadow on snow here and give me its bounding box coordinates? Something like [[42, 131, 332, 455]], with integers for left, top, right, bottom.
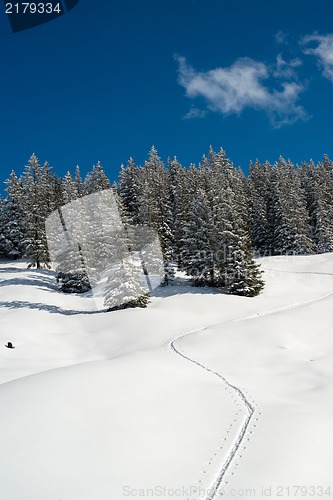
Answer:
[[0, 300, 100, 315]]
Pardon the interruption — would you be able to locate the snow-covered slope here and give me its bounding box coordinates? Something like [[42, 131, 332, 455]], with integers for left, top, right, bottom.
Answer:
[[0, 254, 332, 500]]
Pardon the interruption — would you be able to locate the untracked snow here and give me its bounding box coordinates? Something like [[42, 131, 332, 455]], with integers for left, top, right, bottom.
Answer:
[[0, 254, 332, 500]]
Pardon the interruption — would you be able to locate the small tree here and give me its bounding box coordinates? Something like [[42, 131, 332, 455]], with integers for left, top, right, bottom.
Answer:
[[104, 259, 149, 311], [224, 240, 265, 297], [56, 242, 91, 293]]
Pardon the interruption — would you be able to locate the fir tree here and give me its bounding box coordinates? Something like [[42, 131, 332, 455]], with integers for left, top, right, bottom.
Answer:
[[182, 188, 215, 285], [63, 171, 78, 204], [0, 170, 25, 259], [21, 154, 53, 268], [74, 165, 84, 198], [182, 147, 264, 296], [56, 241, 91, 293], [46, 202, 92, 294], [84, 161, 110, 194], [168, 157, 196, 269], [117, 158, 143, 225], [271, 157, 313, 255], [310, 156, 333, 252], [138, 147, 174, 284], [248, 160, 272, 256], [104, 257, 149, 311]]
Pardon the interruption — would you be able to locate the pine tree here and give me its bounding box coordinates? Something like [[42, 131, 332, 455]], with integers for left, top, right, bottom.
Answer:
[[137, 147, 174, 284], [310, 156, 333, 252], [222, 236, 264, 296], [168, 157, 197, 270], [0, 197, 5, 257], [211, 148, 262, 294], [181, 147, 264, 296], [21, 155, 54, 268], [102, 216, 151, 311], [0, 170, 25, 259], [46, 201, 92, 293], [56, 241, 91, 293], [182, 188, 216, 285], [63, 171, 78, 204], [84, 161, 110, 195], [41, 161, 58, 214], [74, 165, 84, 198], [117, 158, 143, 225], [271, 157, 313, 255], [248, 160, 272, 256], [54, 175, 65, 210], [104, 258, 149, 311]]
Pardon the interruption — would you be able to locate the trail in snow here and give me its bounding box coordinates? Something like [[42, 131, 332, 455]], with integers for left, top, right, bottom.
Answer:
[[170, 332, 254, 499], [264, 268, 333, 276], [169, 268, 333, 500]]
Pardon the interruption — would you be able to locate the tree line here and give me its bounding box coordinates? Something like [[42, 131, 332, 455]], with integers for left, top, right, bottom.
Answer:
[[1, 147, 332, 303]]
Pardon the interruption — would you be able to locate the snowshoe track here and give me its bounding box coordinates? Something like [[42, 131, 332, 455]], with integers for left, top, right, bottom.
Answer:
[[169, 268, 333, 499]]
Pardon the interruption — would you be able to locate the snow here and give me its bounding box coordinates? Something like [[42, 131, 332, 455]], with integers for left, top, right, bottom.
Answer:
[[0, 254, 333, 500]]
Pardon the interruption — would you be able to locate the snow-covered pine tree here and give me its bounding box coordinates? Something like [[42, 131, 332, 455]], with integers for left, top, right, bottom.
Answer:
[[56, 240, 91, 293], [207, 147, 237, 287], [54, 175, 65, 211], [248, 160, 272, 256], [78, 189, 125, 283], [210, 148, 263, 295], [181, 187, 216, 285], [310, 156, 333, 252], [49, 199, 93, 294], [50, 170, 92, 293], [271, 157, 313, 255], [63, 171, 79, 204], [138, 147, 174, 285], [182, 146, 264, 296], [116, 160, 156, 280], [41, 161, 59, 214], [168, 157, 198, 270], [298, 160, 317, 246], [83, 161, 110, 195], [53, 165, 113, 293], [117, 158, 143, 226], [21, 154, 54, 268], [104, 258, 150, 311], [102, 218, 150, 311], [74, 165, 84, 198], [0, 197, 5, 257], [0, 170, 26, 259], [225, 239, 265, 296]]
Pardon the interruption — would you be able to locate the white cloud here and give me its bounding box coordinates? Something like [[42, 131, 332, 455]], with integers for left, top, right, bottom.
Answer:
[[184, 107, 207, 119], [175, 55, 306, 127], [302, 33, 333, 83], [273, 54, 302, 79], [275, 30, 288, 45]]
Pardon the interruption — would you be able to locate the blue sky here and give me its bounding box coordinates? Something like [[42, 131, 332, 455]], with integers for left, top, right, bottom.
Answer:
[[1, 0, 333, 185]]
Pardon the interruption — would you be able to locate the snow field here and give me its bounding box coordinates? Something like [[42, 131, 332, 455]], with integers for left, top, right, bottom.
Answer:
[[0, 254, 332, 499]]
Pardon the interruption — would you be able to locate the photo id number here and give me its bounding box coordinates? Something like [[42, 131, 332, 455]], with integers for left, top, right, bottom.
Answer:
[[5, 3, 62, 15]]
